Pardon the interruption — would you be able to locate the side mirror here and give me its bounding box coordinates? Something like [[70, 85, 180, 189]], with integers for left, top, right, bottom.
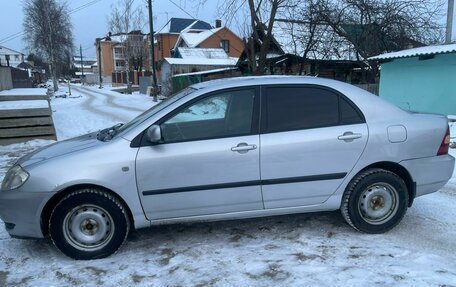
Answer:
[[145, 125, 162, 143]]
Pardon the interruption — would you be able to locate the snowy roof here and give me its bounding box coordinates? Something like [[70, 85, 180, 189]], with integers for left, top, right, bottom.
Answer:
[[172, 67, 237, 77], [369, 43, 456, 60], [75, 72, 94, 76], [105, 33, 145, 43], [156, 18, 212, 35], [108, 35, 124, 43], [0, 45, 24, 56], [74, 64, 94, 69], [177, 27, 224, 49], [164, 57, 238, 66], [177, 47, 229, 59], [73, 56, 97, 62]]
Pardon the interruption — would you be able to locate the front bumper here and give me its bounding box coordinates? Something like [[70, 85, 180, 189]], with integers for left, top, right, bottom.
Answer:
[[400, 154, 455, 198], [0, 190, 55, 238]]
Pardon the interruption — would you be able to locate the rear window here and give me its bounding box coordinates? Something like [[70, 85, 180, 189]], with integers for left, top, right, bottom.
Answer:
[[264, 86, 364, 133]]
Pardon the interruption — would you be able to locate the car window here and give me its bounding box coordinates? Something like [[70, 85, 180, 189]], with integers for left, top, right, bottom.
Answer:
[[339, 96, 364, 125], [161, 89, 256, 142], [167, 95, 228, 123], [265, 86, 339, 133], [117, 87, 196, 137]]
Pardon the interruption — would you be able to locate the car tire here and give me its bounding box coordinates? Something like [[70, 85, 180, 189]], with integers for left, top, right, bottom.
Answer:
[[49, 188, 130, 260], [341, 168, 408, 233]]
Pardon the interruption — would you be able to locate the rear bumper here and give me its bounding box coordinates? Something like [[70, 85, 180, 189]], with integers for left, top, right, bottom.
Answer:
[[400, 154, 455, 198], [0, 190, 54, 238]]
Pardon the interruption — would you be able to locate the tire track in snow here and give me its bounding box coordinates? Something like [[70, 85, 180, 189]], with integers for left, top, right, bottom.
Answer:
[[72, 85, 145, 114], [82, 87, 146, 113], [67, 87, 125, 122]]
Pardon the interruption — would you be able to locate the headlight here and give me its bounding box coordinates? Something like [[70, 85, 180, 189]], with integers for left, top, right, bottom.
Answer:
[[1, 165, 29, 191]]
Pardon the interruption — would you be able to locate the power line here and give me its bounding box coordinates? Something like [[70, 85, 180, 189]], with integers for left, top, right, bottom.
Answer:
[[0, 0, 103, 45], [0, 31, 23, 44], [69, 0, 102, 14], [80, 0, 136, 56], [167, 0, 195, 20]]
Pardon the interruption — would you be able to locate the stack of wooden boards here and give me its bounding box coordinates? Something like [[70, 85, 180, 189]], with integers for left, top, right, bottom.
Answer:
[[0, 88, 57, 145]]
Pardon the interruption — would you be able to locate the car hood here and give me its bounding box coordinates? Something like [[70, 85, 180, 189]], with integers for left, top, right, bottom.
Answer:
[[18, 132, 101, 167]]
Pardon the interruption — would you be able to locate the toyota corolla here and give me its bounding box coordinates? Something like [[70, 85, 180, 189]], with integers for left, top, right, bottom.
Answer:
[[0, 76, 454, 260]]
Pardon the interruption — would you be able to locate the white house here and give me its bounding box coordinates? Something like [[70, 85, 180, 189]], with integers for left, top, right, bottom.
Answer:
[[0, 45, 25, 67], [73, 56, 97, 77]]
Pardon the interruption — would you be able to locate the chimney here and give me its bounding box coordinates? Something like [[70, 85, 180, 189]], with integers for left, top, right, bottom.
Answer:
[[215, 19, 222, 28], [446, 0, 454, 44]]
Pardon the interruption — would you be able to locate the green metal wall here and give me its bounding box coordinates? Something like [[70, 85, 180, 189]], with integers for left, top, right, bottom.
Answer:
[[379, 53, 456, 115]]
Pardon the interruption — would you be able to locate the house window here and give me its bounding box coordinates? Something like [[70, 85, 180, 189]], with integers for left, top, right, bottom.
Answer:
[[15, 55, 19, 61], [157, 41, 161, 51], [115, 60, 125, 69], [220, 40, 230, 53]]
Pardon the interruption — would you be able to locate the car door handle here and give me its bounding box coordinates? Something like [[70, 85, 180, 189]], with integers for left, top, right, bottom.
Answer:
[[231, 143, 257, 153], [338, 132, 362, 142]]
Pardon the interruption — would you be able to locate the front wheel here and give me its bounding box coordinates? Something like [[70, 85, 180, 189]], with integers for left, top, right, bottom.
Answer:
[[49, 188, 130, 260], [341, 168, 408, 233]]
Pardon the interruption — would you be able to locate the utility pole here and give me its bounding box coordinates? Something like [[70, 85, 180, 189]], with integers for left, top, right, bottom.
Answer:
[[97, 38, 103, 89], [447, 0, 455, 44], [80, 44, 84, 85], [148, 0, 158, 101]]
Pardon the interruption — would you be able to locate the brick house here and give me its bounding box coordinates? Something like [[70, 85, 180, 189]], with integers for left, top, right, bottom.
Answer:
[[154, 18, 243, 65], [154, 18, 213, 62], [96, 18, 244, 86], [96, 31, 148, 84]]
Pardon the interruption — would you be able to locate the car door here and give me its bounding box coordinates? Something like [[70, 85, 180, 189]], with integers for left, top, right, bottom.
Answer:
[[260, 85, 368, 209], [136, 87, 263, 220]]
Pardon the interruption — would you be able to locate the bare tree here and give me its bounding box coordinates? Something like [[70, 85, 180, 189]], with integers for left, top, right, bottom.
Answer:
[[109, 0, 146, 94], [199, 0, 297, 74], [23, 0, 74, 91], [276, 0, 333, 74], [315, 0, 445, 81]]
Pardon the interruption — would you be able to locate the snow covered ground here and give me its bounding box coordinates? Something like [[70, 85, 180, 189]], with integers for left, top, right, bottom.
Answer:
[[0, 85, 456, 286]]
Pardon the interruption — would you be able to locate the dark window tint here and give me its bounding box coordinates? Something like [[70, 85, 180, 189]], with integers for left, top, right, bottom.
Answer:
[[266, 87, 339, 132], [161, 89, 255, 142], [340, 97, 364, 124]]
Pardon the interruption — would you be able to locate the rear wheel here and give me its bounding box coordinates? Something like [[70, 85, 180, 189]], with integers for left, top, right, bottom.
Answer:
[[341, 168, 408, 233], [49, 188, 130, 260]]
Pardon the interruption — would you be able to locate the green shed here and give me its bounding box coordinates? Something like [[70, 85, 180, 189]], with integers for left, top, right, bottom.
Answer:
[[371, 44, 456, 115]]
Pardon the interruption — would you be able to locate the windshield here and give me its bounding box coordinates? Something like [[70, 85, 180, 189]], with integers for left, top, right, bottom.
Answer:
[[107, 87, 196, 140]]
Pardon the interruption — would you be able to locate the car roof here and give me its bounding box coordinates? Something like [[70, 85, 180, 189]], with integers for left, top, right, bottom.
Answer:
[[191, 75, 408, 122]]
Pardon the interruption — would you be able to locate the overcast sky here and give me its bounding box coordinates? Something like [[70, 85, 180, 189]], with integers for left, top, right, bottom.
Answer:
[[0, 0, 224, 57], [0, 0, 455, 58]]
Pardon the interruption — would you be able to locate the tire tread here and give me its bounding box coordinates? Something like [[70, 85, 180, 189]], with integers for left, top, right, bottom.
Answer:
[[49, 188, 130, 259], [341, 168, 408, 233]]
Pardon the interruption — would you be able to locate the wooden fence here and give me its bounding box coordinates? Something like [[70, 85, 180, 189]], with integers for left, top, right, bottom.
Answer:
[[0, 90, 57, 145], [355, 83, 379, 95]]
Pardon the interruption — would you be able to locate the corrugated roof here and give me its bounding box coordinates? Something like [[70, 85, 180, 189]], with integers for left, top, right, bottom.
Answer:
[[173, 67, 237, 77], [164, 57, 237, 66], [369, 43, 456, 60]]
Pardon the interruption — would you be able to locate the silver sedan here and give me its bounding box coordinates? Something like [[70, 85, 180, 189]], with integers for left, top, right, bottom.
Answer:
[[0, 76, 454, 259]]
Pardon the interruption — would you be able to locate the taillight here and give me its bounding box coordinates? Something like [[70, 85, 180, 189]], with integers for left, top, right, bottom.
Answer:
[[437, 126, 450, 155]]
